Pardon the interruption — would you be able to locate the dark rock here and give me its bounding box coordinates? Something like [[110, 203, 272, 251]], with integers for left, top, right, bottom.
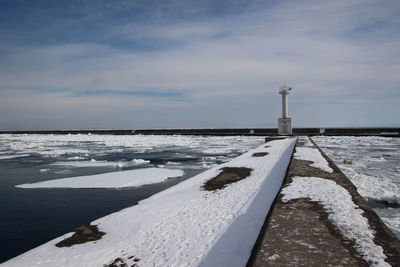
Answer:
[[252, 152, 269, 157], [55, 224, 105, 248], [203, 167, 252, 191]]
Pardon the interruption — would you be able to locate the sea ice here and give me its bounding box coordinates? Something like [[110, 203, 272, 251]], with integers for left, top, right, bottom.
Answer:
[[16, 168, 184, 189], [312, 136, 400, 236], [51, 160, 127, 168], [0, 154, 31, 160], [0, 135, 264, 172], [0, 134, 263, 157], [131, 158, 150, 165], [382, 215, 400, 237]]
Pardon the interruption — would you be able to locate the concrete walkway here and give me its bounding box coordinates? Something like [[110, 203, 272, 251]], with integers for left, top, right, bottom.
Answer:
[[248, 137, 400, 267]]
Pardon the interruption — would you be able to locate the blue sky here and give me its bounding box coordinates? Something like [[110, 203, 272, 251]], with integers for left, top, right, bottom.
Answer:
[[0, 0, 399, 130]]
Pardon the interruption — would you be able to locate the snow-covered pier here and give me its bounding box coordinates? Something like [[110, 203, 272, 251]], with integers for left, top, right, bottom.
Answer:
[[2, 136, 400, 267], [249, 137, 400, 267]]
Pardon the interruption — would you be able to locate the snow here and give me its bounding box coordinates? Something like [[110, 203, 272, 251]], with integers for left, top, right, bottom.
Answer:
[[51, 160, 127, 168], [282, 176, 390, 267], [268, 254, 280, 261], [4, 138, 296, 267], [298, 136, 314, 147], [67, 156, 86, 160], [294, 146, 333, 173], [382, 215, 400, 237], [0, 154, 30, 160], [131, 158, 150, 165], [16, 168, 184, 189]]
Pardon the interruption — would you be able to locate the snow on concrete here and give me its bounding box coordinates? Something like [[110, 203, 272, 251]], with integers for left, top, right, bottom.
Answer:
[[294, 146, 333, 173], [282, 176, 390, 267], [16, 168, 184, 189], [4, 138, 296, 267], [297, 136, 314, 147], [268, 254, 280, 261]]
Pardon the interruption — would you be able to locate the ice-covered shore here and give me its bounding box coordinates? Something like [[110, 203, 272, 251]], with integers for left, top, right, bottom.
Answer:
[[3, 138, 296, 267]]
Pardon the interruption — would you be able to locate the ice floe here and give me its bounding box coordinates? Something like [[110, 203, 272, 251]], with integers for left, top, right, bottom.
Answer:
[[382, 215, 400, 237], [0, 154, 31, 160], [131, 158, 150, 165], [51, 160, 126, 168], [16, 168, 184, 189], [49, 158, 151, 169]]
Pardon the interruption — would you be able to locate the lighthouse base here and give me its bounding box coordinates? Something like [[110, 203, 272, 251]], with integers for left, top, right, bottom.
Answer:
[[278, 118, 292, 135]]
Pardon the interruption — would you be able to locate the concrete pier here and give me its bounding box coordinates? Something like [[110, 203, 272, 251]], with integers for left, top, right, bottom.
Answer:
[[247, 137, 400, 266]]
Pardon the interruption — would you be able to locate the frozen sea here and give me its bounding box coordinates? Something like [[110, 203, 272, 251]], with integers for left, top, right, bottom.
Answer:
[[0, 134, 264, 263], [313, 136, 400, 239]]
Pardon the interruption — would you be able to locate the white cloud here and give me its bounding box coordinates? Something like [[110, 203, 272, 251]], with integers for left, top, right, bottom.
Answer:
[[0, 0, 399, 129]]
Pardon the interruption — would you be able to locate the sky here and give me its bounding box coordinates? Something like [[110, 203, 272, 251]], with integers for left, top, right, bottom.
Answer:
[[0, 0, 399, 130]]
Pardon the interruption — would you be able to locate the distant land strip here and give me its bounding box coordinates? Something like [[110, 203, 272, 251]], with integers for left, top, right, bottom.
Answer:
[[0, 127, 399, 137]]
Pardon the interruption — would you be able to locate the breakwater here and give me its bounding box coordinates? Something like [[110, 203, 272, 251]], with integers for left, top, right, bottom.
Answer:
[[1, 127, 399, 136], [248, 137, 400, 266]]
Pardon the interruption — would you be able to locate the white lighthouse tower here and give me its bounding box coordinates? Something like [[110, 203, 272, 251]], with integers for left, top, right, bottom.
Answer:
[[278, 85, 293, 135]]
